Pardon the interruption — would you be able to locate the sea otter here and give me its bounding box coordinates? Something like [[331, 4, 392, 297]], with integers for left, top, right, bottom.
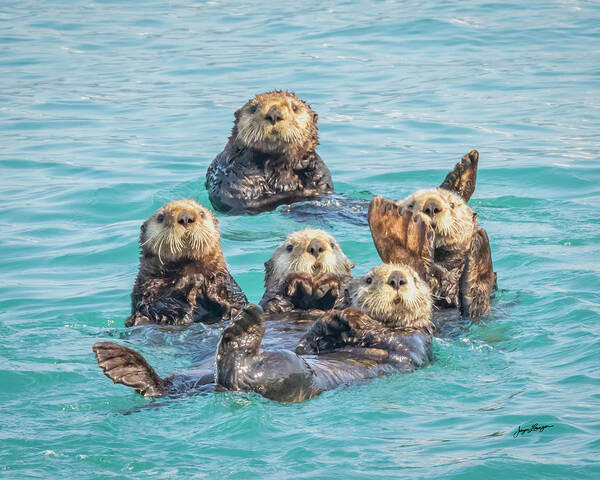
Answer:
[[93, 256, 435, 402], [368, 152, 495, 318], [259, 228, 354, 314], [205, 90, 333, 214], [125, 199, 248, 327]]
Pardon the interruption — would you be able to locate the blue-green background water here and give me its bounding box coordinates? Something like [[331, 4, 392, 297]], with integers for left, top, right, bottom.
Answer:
[[2, 0, 599, 478]]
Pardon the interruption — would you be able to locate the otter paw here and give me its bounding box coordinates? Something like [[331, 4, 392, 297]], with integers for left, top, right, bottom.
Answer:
[[312, 273, 341, 299], [284, 272, 314, 298], [368, 197, 435, 268], [368, 196, 413, 264], [406, 212, 435, 263], [295, 311, 352, 354]]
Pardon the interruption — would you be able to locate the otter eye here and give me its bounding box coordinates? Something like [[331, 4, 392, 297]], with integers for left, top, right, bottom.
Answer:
[[408, 203, 415, 209], [330, 242, 335, 249], [450, 202, 455, 209], [249, 105, 257, 114], [292, 104, 298, 112], [157, 214, 164, 223], [199, 211, 205, 218], [286, 244, 293, 252], [366, 277, 372, 285]]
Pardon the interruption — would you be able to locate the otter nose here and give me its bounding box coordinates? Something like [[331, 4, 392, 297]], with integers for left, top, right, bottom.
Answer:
[[388, 271, 406, 290], [266, 107, 283, 125], [177, 211, 195, 226], [307, 238, 326, 258], [423, 199, 442, 217]]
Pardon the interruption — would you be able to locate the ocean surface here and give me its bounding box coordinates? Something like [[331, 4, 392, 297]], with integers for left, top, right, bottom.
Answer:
[[1, 1, 599, 478]]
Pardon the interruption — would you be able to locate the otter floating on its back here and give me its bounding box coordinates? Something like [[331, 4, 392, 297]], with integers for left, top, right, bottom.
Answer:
[[205, 90, 333, 214]]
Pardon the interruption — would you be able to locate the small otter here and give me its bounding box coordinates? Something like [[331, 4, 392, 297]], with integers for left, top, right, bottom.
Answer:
[[259, 228, 354, 313], [92, 261, 433, 402], [368, 162, 495, 318], [126, 199, 247, 327], [205, 90, 333, 214]]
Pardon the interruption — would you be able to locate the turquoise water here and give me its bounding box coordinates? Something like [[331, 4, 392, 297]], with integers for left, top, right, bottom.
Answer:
[[2, 0, 599, 478]]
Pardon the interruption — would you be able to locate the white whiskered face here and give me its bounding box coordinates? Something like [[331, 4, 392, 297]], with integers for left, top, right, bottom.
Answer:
[[401, 188, 474, 249], [141, 199, 220, 264], [349, 264, 432, 329], [235, 91, 316, 153], [269, 228, 353, 282]]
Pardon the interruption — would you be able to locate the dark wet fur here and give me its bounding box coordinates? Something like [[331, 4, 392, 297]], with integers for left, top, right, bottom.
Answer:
[[215, 305, 432, 403], [126, 258, 248, 327], [368, 150, 496, 319], [205, 93, 333, 214]]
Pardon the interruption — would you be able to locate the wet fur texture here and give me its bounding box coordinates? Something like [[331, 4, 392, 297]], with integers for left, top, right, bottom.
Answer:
[[126, 199, 247, 326], [94, 264, 434, 401], [205, 91, 333, 214], [346, 264, 433, 331], [368, 152, 495, 317]]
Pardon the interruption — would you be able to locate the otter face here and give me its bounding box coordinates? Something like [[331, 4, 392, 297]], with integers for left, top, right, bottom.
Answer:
[[140, 199, 220, 264], [402, 188, 474, 249], [234, 90, 317, 153], [269, 228, 353, 282], [349, 264, 432, 329]]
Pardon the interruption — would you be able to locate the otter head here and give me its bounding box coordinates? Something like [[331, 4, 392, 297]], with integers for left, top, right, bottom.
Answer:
[[348, 264, 432, 330], [401, 188, 475, 250], [140, 199, 224, 267], [233, 90, 318, 156], [266, 228, 353, 285]]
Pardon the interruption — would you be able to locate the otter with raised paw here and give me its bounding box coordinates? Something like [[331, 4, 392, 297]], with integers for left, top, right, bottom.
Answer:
[[92, 260, 434, 402], [368, 152, 495, 318], [216, 262, 434, 402], [125, 199, 247, 327], [259, 228, 354, 314], [205, 90, 333, 214]]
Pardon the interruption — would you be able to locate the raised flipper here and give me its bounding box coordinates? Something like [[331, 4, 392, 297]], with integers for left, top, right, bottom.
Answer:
[[368, 196, 435, 280], [459, 228, 495, 318], [439, 150, 479, 203], [92, 342, 166, 397]]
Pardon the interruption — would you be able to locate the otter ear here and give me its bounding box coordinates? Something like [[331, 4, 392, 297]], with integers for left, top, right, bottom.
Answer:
[[348, 261, 355, 270], [312, 111, 318, 123], [139, 220, 149, 246], [264, 258, 274, 286], [234, 107, 243, 121]]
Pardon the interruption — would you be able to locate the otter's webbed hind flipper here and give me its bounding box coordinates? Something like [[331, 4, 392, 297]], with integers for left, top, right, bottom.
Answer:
[[459, 227, 496, 318], [92, 342, 166, 397], [368, 196, 435, 280], [439, 150, 479, 203]]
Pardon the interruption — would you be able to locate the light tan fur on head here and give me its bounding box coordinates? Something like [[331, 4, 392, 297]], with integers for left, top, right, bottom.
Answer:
[[267, 228, 353, 285], [349, 264, 432, 330], [233, 90, 318, 154], [401, 188, 475, 250], [140, 199, 224, 266]]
